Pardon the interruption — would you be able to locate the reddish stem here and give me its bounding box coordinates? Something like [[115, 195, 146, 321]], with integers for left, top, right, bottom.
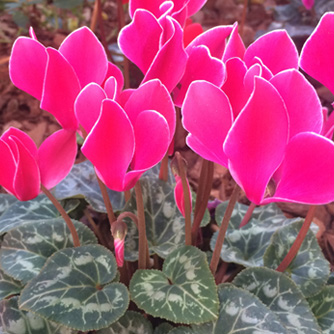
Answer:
[[159, 153, 169, 182], [276, 205, 317, 272], [239, 0, 248, 38], [239, 202, 257, 228]]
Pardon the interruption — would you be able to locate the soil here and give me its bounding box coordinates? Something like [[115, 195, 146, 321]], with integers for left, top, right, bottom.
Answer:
[[1, 0, 334, 269]]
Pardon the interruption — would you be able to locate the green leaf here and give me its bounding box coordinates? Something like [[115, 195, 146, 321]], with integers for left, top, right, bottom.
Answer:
[[263, 220, 330, 297], [211, 202, 299, 267], [130, 245, 218, 324], [0, 297, 77, 334], [124, 176, 185, 260], [0, 194, 17, 217], [153, 323, 174, 334], [217, 284, 287, 333], [96, 311, 153, 334], [54, 160, 125, 213], [233, 267, 321, 333], [0, 268, 23, 301], [0, 218, 97, 284], [19, 245, 129, 331], [0, 195, 79, 234], [307, 286, 334, 333], [168, 327, 194, 334]]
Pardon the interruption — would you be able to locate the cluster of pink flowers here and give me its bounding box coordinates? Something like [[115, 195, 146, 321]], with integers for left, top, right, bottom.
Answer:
[[3, 1, 334, 211]]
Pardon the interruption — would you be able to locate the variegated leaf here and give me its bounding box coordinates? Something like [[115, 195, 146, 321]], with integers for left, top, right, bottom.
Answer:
[[307, 286, 334, 333], [0, 218, 97, 284], [130, 246, 218, 324], [233, 267, 321, 333], [0, 195, 79, 234], [19, 245, 129, 331], [217, 284, 287, 333], [0, 194, 17, 217], [0, 268, 23, 301], [96, 311, 153, 334], [54, 160, 125, 213], [0, 297, 77, 334], [263, 220, 330, 297]]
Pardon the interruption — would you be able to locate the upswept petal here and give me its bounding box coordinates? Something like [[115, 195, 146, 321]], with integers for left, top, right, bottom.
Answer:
[[186, 0, 207, 16], [142, 17, 188, 92], [222, 23, 245, 62], [243, 64, 262, 97], [244, 30, 298, 75], [247, 57, 273, 80], [268, 132, 334, 204], [222, 57, 248, 118], [40, 48, 80, 130], [103, 62, 124, 97], [130, 110, 170, 171], [0, 139, 16, 195], [59, 27, 108, 87], [104, 77, 118, 100], [183, 22, 203, 47], [81, 99, 135, 192], [124, 79, 175, 140], [182, 80, 233, 166], [118, 10, 163, 74], [300, 12, 334, 95], [38, 130, 77, 189], [224, 77, 289, 204], [29, 27, 37, 40], [75, 83, 107, 135], [270, 69, 323, 138], [1, 127, 38, 158], [9, 37, 47, 100], [9, 136, 40, 201], [129, 0, 164, 18], [173, 45, 226, 107], [174, 175, 192, 217], [186, 25, 233, 59]]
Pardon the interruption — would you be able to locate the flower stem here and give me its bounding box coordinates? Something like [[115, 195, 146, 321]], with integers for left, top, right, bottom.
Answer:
[[239, 0, 248, 38], [239, 202, 256, 228], [135, 181, 148, 269], [210, 184, 241, 274], [41, 185, 80, 247], [175, 152, 192, 246], [96, 175, 116, 224], [276, 205, 317, 272], [192, 159, 214, 245], [159, 153, 169, 182]]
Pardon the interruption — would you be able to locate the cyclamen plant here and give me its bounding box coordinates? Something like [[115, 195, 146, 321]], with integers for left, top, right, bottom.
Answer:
[[1, 1, 334, 333]]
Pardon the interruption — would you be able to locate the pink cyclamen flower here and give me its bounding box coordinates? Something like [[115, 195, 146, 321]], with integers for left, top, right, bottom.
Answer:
[[174, 175, 192, 217], [0, 128, 77, 201], [300, 12, 334, 96], [9, 27, 111, 130], [75, 79, 175, 192], [182, 75, 334, 205]]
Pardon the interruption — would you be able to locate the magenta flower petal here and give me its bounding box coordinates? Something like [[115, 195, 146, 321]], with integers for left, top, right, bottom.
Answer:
[[130, 110, 170, 171], [103, 62, 124, 96], [173, 45, 226, 107], [75, 83, 107, 135], [244, 30, 298, 75], [40, 48, 80, 130], [174, 175, 192, 217], [224, 77, 289, 204], [143, 17, 188, 92], [248, 57, 273, 80], [243, 64, 262, 97], [222, 58, 248, 118], [300, 13, 334, 95], [183, 22, 203, 47], [268, 132, 334, 204], [129, 0, 164, 18], [81, 99, 135, 192], [125, 79, 175, 141], [59, 27, 108, 87], [38, 129, 77, 189], [0, 139, 16, 195], [222, 23, 246, 62], [118, 10, 163, 74], [104, 77, 118, 100], [322, 105, 334, 139], [182, 80, 233, 166], [186, 25, 233, 59], [270, 69, 323, 138], [186, 0, 207, 16], [9, 136, 40, 201], [9, 37, 47, 100]]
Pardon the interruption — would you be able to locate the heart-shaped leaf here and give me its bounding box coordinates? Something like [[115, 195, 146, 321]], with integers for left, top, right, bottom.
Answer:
[[0, 268, 23, 301], [54, 160, 125, 213], [233, 267, 321, 333], [96, 311, 153, 334], [130, 246, 218, 324], [0, 218, 97, 284], [263, 220, 330, 297], [307, 286, 334, 333], [217, 284, 288, 333], [0, 195, 79, 234], [19, 244, 129, 331], [0, 297, 77, 334]]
